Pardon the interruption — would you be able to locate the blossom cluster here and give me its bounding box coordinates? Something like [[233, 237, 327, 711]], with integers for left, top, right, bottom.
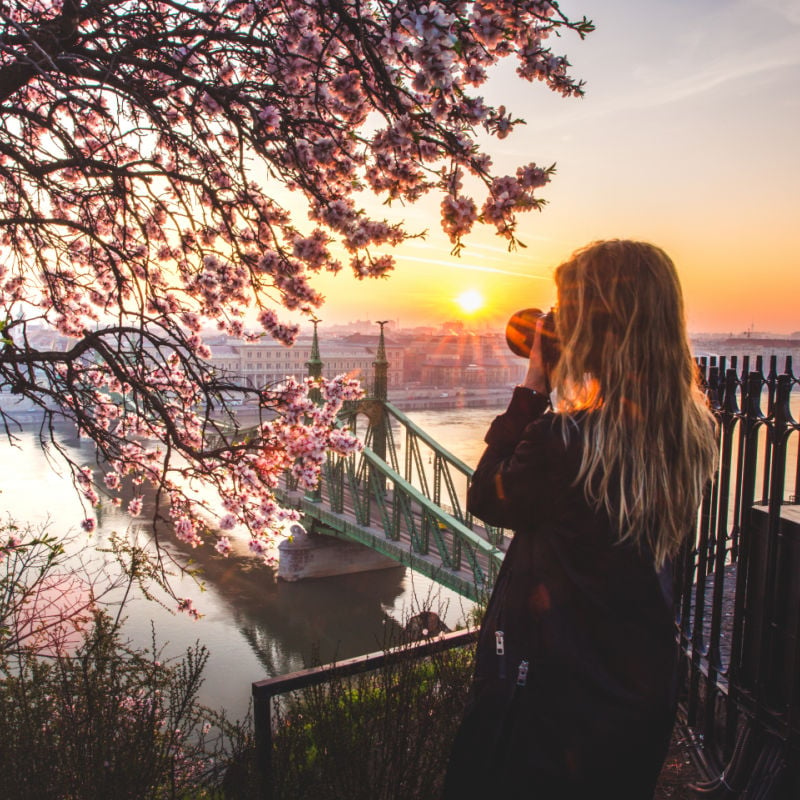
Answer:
[[0, 533, 22, 565], [0, 1, 591, 611], [72, 362, 363, 593]]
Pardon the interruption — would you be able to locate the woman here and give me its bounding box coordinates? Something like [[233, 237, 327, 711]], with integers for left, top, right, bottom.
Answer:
[[442, 240, 718, 799]]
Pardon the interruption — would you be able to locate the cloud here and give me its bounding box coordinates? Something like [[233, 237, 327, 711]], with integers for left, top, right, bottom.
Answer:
[[497, 16, 800, 148], [636, 39, 800, 108], [397, 254, 550, 280]]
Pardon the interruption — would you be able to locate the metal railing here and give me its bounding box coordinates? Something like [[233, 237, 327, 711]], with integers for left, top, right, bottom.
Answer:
[[677, 355, 799, 796], [275, 397, 506, 600], [348, 399, 507, 547], [251, 628, 477, 800]]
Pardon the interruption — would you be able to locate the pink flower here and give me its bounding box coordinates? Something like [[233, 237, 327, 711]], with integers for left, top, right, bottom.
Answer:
[[214, 536, 231, 556], [177, 598, 203, 620], [248, 538, 268, 556], [218, 514, 237, 531], [128, 496, 143, 517], [258, 105, 280, 132]]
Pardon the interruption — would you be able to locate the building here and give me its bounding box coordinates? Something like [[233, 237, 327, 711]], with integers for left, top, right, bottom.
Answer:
[[399, 330, 524, 389], [207, 331, 405, 390]]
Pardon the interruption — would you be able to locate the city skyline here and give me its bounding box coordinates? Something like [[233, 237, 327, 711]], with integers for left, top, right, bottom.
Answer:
[[297, 0, 799, 335]]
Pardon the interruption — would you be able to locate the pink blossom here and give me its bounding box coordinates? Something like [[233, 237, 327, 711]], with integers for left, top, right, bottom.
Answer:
[[258, 105, 280, 132], [0, 534, 22, 564], [218, 514, 237, 531], [177, 597, 203, 620], [214, 536, 232, 556], [128, 497, 144, 517]]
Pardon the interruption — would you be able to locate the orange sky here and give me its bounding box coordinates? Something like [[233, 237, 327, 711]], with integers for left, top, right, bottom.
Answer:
[[307, 0, 799, 335]]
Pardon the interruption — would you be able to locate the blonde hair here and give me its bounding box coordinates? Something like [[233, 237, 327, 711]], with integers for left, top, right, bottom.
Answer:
[[552, 240, 718, 568]]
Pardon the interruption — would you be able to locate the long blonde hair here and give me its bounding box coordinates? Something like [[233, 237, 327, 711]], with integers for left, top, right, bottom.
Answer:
[[552, 240, 718, 567]]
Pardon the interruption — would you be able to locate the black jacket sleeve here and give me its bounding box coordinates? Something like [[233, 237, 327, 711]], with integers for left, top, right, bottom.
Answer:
[[467, 386, 567, 531]]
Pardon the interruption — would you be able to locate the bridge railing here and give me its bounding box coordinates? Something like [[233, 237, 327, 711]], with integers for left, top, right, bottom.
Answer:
[[313, 437, 503, 600], [275, 397, 505, 599], [677, 355, 799, 794], [349, 399, 507, 547]]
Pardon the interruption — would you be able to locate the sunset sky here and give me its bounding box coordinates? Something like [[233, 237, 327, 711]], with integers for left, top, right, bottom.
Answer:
[[309, 0, 799, 335]]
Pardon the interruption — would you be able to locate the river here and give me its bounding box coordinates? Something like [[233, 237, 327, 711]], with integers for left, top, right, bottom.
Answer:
[[3, 391, 797, 722], [0, 405, 503, 722]]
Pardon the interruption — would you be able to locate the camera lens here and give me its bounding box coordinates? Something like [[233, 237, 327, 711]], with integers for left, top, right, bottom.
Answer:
[[505, 308, 561, 372], [505, 308, 542, 359]]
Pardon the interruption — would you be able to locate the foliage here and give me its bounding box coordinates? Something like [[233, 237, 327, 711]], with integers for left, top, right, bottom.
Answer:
[[0, 1, 592, 593], [0, 522, 253, 799], [0, 610, 253, 800], [269, 632, 476, 799], [0, 520, 131, 657]]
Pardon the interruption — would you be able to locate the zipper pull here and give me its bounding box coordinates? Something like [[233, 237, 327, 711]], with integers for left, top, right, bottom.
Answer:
[[516, 659, 529, 687], [495, 630, 506, 679]]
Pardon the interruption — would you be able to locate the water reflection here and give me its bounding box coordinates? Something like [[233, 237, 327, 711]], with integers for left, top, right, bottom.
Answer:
[[1, 417, 480, 720], [180, 535, 409, 675]]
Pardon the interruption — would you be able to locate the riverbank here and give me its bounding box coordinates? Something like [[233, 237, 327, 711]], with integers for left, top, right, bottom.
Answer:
[[386, 386, 512, 411], [228, 386, 511, 425]]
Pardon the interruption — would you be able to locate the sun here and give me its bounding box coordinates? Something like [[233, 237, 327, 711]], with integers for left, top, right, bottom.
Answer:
[[456, 289, 484, 314]]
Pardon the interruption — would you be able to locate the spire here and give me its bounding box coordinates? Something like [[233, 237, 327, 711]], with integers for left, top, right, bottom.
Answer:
[[306, 317, 322, 381], [371, 321, 389, 477], [373, 320, 389, 402], [305, 318, 323, 501]]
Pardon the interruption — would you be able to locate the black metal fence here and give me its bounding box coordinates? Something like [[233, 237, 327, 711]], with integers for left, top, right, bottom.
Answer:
[[251, 628, 476, 800], [253, 353, 799, 798], [677, 355, 800, 797]]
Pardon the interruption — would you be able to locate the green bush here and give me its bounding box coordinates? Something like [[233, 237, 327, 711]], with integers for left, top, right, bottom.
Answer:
[[0, 525, 253, 800], [1, 524, 479, 799], [0, 611, 254, 800], [270, 637, 475, 800]]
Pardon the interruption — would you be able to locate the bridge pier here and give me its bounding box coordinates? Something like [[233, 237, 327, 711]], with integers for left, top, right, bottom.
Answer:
[[277, 523, 399, 582]]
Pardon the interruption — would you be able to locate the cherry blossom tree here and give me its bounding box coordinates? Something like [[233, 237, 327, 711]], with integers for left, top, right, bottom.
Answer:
[[0, 0, 591, 583]]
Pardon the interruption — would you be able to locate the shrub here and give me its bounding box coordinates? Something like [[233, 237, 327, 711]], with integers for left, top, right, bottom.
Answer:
[[269, 633, 476, 800], [0, 610, 254, 800], [0, 524, 253, 800]]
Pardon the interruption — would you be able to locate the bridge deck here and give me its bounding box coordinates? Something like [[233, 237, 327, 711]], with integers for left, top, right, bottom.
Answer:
[[278, 482, 508, 601]]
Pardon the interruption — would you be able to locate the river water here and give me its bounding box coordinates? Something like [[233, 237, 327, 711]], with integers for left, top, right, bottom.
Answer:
[[3, 392, 797, 722], [0, 405, 503, 721]]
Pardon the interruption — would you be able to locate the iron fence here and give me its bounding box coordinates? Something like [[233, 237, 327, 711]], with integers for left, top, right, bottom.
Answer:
[[678, 355, 799, 797], [259, 352, 800, 798], [251, 628, 477, 800]]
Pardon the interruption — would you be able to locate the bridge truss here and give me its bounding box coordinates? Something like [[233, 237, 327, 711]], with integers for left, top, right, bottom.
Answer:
[[276, 398, 507, 602]]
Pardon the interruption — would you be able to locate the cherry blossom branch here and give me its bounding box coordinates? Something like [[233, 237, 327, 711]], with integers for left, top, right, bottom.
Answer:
[[0, 0, 592, 607]]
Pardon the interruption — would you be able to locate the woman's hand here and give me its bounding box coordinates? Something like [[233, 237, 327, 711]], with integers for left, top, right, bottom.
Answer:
[[522, 318, 549, 394]]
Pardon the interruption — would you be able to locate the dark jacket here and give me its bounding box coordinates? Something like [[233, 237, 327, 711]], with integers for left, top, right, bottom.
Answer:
[[442, 388, 679, 799]]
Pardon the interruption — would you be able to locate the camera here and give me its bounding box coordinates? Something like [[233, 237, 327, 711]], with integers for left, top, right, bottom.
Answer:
[[505, 307, 561, 372]]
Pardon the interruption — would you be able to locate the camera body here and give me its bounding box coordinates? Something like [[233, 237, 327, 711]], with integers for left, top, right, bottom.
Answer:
[[505, 307, 561, 372]]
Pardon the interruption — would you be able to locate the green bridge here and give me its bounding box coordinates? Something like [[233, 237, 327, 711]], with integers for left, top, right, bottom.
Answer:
[[274, 321, 507, 602]]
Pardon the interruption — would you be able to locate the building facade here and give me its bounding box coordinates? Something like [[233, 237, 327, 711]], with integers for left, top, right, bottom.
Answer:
[[207, 333, 405, 391]]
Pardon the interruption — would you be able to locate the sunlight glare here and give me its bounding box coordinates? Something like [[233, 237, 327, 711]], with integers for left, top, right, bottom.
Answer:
[[456, 289, 484, 314]]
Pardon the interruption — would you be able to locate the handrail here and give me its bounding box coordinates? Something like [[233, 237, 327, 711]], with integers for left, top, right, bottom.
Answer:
[[677, 355, 799, 793], [382, 400, 474, 475], [251, 628, 477, 800], [354, 443, 500, 559]]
